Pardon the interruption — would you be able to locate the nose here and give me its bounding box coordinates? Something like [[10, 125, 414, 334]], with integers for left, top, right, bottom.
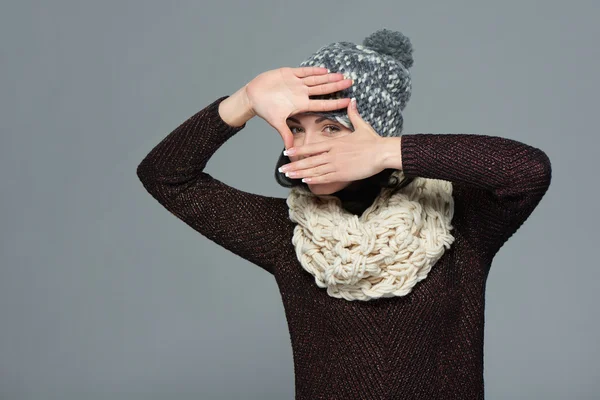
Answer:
[[297, 130, 326, 160]]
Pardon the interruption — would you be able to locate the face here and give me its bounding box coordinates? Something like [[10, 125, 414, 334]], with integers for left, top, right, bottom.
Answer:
[[286, 113, 354, 195]]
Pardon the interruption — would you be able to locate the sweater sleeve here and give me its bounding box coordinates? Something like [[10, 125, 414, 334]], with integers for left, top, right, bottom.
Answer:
[[136, 95, 293, 276], [400, 133, 552, 264]]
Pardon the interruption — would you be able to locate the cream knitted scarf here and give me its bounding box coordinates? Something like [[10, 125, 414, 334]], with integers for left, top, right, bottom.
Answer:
[[286, 170, 455, 302]]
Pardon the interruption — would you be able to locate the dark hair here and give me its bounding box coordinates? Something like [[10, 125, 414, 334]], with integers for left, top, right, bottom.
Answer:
[[274, 150, 415, 193]]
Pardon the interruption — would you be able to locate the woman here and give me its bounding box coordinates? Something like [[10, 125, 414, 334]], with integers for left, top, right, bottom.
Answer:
[[137, 29, 552, 399]]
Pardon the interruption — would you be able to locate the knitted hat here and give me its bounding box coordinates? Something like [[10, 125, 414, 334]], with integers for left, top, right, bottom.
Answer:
[[297, 28, 414, 137]]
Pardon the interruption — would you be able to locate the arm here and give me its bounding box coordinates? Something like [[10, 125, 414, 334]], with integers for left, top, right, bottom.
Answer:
[[381, 133, 552, 264], [136, 89, 293, 276]]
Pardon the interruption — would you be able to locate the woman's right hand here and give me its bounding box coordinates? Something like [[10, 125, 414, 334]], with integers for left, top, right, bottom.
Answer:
[[243, 67, 353, 150]]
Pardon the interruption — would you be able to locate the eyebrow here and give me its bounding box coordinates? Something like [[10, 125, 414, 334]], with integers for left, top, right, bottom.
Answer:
[[286, 116, 338, 125]]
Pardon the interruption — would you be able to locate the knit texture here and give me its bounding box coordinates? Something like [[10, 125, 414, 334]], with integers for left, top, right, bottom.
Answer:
[[287, 169, 456, 301], [136, 96, 552, 400], [298, 28, 413, 136]]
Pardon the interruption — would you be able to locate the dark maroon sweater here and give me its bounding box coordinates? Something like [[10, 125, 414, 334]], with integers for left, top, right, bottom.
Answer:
[[136, 95, 552, 399]]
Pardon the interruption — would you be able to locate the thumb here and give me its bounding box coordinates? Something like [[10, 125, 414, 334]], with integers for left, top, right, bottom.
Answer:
[[347, 97, 365, 128], [274, 121, 294, 150]]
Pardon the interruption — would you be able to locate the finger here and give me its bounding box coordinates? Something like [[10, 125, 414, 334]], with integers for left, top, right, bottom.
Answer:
[[307, 79, 353, 96], [293, 66, 329, 78], [293, 152, 330, 170], [346, 97, 364, 126], [303, 171, 338, 184], [273, 121, 295, 150], [302, 72, 344, 86], [287, 162, 336, 180], [290, 141, 331, 158], [306, 97, 352, 112]]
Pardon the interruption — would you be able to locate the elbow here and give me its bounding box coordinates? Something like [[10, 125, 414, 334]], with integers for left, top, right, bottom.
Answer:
[[136, 161, 173, 206], [136, 160, 149, 181], [507, 148, 552, 198], [136, 150, 166, 185], [497, 147, 552, 200], [136, 160, 152, 186], [529, 148, 552, 195], [136, 159, 162, 195]]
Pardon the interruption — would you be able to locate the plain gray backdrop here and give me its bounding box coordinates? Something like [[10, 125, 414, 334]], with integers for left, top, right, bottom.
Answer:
[[1, 0, 597, 399]]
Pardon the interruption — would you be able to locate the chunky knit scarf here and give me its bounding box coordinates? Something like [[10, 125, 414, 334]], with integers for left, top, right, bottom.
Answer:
[[286, 170, 455, 302]]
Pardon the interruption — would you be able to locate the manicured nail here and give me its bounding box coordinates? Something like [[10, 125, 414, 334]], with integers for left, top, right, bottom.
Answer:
[[283, 148, 296, 156]]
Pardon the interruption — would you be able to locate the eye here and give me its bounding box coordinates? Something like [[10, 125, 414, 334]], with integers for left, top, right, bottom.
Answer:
[[288, 125, 341, 135], [324, 125, 341, 135]]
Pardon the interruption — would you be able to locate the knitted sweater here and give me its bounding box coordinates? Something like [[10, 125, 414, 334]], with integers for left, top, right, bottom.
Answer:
[[136, 95, 552, 400]]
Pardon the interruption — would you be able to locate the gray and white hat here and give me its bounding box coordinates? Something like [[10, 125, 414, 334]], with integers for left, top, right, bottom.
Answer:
[[298, 28, 414, 137]]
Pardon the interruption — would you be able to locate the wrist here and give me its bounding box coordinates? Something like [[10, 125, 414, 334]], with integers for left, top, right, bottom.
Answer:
[[240, 84, 256, 119], [218, 85, 256, 127], [378, 136, 403, 171]]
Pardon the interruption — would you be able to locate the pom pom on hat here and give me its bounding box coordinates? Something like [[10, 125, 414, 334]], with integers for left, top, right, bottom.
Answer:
[[362, 28, 414, 69], [296, 28, 414, 138]]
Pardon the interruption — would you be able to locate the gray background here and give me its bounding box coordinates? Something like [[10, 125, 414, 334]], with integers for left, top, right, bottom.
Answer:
[[1, 0, 597, 399]]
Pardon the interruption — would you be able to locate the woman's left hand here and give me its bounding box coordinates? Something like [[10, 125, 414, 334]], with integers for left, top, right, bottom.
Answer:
[[279, 98, 387, 184]]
